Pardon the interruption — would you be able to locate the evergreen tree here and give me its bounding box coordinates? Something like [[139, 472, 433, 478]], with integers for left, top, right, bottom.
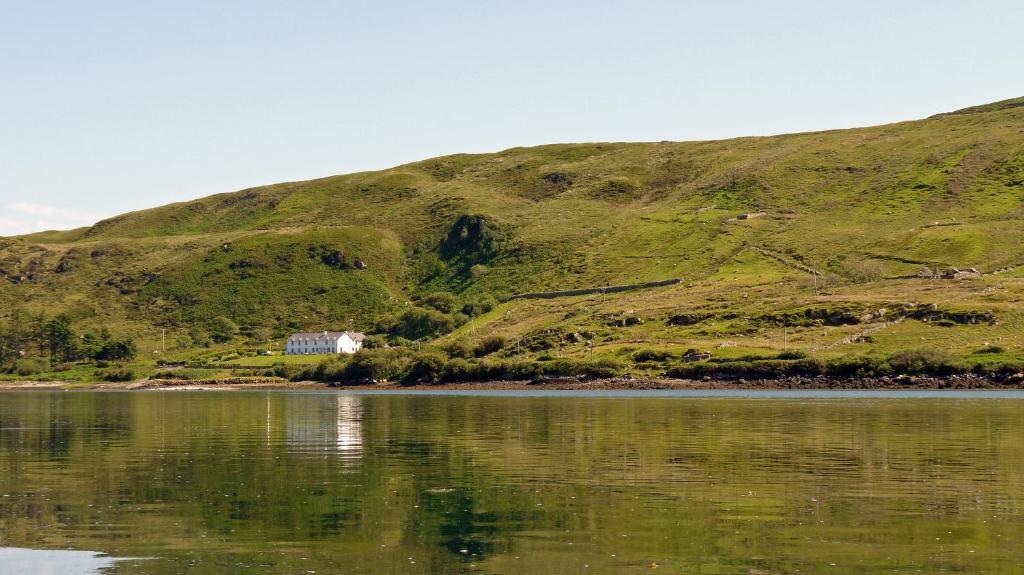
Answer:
[[45, 314, 76, 363]]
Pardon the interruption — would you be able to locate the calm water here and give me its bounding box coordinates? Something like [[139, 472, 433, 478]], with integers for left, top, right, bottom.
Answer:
[[1, 390, 1023, 574]]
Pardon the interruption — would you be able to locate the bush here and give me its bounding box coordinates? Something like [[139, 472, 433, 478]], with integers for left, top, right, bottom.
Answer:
[[440, 358, 474, 381], [776, 350, 808, 360], [887, 349, 958, 376], [312, 356, 348, 381], [389, 307, 456, 340], [462, 294, 498, 317], [632, 348, 675, 363], [542, 357, 625, 379], [343, 348, 412, 382], [420, 292, 461, 314], [403, 352, 448, 384], [361, 335, 388, 349], [667, 358, 825, 379], [95, 338, 137, 362], [269, 363, 303, 380], [825, 356, 888, 378], [96, 368, 135, 382], [209, 316, 240, 343], [150, 368, 213, 381], [974, 361, 1024, 377], [583, 358, 626, 378], [390, 336, 414, 348], [499, 360, 544, 380], [444, 340, 473, 359], [13, 358, 49, 377], [468, 360, 541, 381], [474, 335, 506, 357], [975, 345, 1006, 354], [189, 327, 212, 348], [150, 370, 191, 380]]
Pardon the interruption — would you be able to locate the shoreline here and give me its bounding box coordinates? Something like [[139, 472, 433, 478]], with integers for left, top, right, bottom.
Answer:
[[0, 374, 1018, 391]]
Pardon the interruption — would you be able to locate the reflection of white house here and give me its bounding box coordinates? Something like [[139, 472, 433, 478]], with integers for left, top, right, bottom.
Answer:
[[285, 395, 363, 465], [335, 395, 362, 454], [286, 331, 365, 355]]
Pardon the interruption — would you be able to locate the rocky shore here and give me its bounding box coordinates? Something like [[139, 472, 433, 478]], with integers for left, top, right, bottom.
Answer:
[[0, 373, 1019, 391]]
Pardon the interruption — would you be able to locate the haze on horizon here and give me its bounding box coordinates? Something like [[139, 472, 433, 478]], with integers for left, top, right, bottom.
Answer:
[[1, 0, 1022, 237]]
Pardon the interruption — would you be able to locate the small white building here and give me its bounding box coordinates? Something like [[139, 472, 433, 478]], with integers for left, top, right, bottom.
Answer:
[[286, 331, 365, 355]]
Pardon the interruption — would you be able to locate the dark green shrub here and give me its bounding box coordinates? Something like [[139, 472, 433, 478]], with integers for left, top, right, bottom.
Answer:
[[189, 327, 212, 348], [270, 363, 303, 380], [632, 348, 675, 363], [209, 316, 239, 343], [389, 307, 455, 340], [361, 335, 388, 349], [975, 345, 1006, 354], [667, 358, 824, 379], [440, 358, 474, 381], [313, 356, 348, 381], [95, 338, 137, 361], [887, 349, 959, 375], [542, 357, 625, 378], [343, 348, 412, 382], [150, 370, 191, 380], [444, 340, 473, 359], [776, 350, 807, 360], [96, 368, 134, 382], [403, 352, 447, 384], [434, 359, 541, 382], [13, 358, 48, 377], [462, 294, 498, 317], [582, 357, 626, 378], [974, 362, 1024, 377], [474, 335, 506, 357], [391, 336, 414, 348], [420, 292, 461, 314], [825, 356, 888, 378], [500, 360, 543, 380]]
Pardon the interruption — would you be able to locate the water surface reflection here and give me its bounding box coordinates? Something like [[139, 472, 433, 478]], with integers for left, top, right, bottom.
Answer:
[[0, 547, 122, 575], [0, 391, 1020, 574]]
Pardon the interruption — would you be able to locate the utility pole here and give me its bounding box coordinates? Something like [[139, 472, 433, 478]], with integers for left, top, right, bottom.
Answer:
[[161, 329, 166, 353]]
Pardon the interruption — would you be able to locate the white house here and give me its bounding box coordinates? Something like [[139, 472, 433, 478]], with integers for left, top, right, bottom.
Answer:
[[286, 331, 365, 355]]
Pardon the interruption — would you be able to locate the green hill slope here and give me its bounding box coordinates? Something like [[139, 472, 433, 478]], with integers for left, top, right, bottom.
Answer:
[[2, 98, 1024, 378]]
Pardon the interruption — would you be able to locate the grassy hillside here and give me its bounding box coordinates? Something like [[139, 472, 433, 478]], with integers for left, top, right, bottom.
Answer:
[[2, 98, 1024, 379]]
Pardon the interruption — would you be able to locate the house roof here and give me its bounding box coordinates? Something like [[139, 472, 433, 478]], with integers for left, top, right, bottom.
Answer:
[[288, 332, 345, 340], [288, 331, 366, 341]]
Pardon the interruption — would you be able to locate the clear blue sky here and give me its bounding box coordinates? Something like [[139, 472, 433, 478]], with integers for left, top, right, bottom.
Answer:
[[1, 0, 1022, 236]]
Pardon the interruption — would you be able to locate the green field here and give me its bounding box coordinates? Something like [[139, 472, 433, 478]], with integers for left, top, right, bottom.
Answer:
[[2, 97, 1024, 380]]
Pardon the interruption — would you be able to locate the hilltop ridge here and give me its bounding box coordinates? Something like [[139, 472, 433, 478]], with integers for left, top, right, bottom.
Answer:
[[932, 96, 1024, 117]]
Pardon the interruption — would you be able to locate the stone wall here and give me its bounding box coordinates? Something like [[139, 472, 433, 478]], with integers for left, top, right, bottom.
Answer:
[[508, 278, 681, 301]]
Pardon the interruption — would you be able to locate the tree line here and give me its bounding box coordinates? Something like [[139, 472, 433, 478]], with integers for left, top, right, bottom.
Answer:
[[0, 310, 136, 373]]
